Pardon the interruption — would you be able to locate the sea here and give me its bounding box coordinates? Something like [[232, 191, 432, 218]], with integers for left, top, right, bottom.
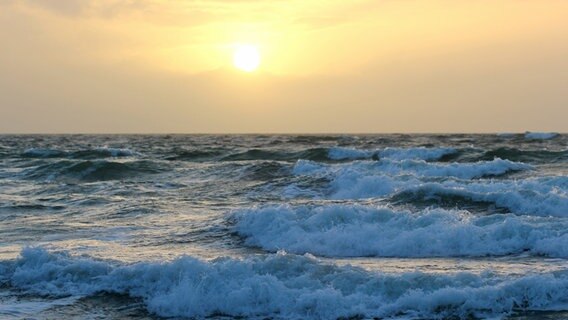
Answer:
[[0, 133, 567, 320]]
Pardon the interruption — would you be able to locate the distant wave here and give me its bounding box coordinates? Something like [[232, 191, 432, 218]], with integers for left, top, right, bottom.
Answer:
[[496, 132, 516, 138], [326, 147, 374, 160], [328, 146, 457, 161], [525, 132, 559, 140], [479, 147, 568, 163], [232, 204, 568, 258], [379, 147, 459, 161], [22, 160, 165, 182], [21, 148, 67, 158], [162, 148, 331, 162], [2, 248, 567, 320], [18, 145, 566, 165], [221, 148, 330, 162], [238, 161, 291, 180], [164, 148, 227, 161], [22, 147, 140, 159], [170, 146, 458, 163], [494, 132, 561, 140]]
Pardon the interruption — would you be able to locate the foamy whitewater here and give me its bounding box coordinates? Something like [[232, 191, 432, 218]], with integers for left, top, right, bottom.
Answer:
[[0, 134, 567, 319]]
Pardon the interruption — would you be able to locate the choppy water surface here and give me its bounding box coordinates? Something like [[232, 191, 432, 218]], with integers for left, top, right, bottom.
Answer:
[[0, 133, 567, 319]]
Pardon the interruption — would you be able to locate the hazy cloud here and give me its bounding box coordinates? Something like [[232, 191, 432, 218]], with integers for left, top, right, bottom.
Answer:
[[8, 0, 377, 29], [20, 0, 92, 15]]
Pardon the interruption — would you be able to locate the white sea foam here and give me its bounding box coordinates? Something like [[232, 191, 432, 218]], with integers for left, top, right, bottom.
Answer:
[[232, 205, 568, 258], [3, 248, 568, 319], [525, 132, 559, 140]]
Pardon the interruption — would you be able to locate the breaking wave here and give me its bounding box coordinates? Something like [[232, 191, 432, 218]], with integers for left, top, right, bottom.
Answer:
[[292, 159, 566, 217], [2, 248, 568, 320], [232, 205, 568, 258]]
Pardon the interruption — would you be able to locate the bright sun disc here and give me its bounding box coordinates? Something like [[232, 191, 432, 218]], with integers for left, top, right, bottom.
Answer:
[[233, 45, 260, 72]]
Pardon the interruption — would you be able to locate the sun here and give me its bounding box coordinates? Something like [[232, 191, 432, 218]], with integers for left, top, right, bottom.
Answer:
[[233, 45, 260, 72]]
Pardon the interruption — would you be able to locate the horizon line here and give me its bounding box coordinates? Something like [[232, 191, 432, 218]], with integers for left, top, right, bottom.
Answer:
[[0, 131, 564, 135]]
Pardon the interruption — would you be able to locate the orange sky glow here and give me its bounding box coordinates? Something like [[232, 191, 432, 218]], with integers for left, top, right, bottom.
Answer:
[[1, 0, 567, 133]]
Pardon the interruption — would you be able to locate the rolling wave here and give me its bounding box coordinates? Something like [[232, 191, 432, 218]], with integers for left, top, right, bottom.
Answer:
[[164, 148, 226, 161], [221, 148, 330, 162], [389, 180, 568, 217], [238, 161, 291, 180], [22, 160, 165, 182]]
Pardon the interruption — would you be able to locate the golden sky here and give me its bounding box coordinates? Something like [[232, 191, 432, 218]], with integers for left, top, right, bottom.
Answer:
[[1, 0, 567, 133]]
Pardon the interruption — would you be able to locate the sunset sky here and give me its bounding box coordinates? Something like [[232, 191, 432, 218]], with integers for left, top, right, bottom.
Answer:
[[1, 0, 567, 133]]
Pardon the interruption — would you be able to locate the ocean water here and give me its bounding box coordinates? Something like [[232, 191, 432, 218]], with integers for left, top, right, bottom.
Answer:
[[0, 133, 567, 320]]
